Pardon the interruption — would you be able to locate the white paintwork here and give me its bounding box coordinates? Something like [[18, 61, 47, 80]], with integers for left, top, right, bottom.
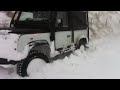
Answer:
[[55, 31, 72, 49], [74, 30, 88, 45], [17, 33, 50, 53], [55, 30, 88, 49], [17, 30, 88, 53]]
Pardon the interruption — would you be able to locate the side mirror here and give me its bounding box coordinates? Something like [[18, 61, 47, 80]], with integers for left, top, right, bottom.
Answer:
[[57, 19, 62, 24], [56, 18, 63, 27]]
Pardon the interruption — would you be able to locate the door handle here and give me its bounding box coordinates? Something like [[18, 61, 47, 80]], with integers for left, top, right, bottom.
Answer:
[[67, 35, 71, 37]]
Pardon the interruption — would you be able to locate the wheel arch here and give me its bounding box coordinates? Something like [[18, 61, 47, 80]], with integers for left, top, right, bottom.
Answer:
[[28, 40, 51, 58], [27, 40, 50, 48], [79, 35, 88, 45]]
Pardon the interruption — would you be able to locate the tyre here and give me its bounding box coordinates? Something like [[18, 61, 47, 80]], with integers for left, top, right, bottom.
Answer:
[[77, 39, 86, 52], [17, 50, 49, 77]]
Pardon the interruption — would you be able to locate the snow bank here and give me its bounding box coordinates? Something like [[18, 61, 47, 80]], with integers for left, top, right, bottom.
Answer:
[[0, 12, 11, 27], [17, 33, 120, 79], [89, 11, 120, 40]]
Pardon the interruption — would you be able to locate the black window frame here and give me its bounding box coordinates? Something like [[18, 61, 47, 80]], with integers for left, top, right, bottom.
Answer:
[[55, 11, 70, 32], [11, 11, 53, 29], [70, 11, 88, 30]]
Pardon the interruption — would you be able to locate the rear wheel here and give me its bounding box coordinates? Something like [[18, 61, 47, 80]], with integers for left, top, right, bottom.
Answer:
[[77, 39, 87, 53], [17, 50, 49, 77]]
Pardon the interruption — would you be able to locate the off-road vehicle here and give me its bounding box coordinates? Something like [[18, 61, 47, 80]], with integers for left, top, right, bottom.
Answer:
[[0, 11, 89, 77]]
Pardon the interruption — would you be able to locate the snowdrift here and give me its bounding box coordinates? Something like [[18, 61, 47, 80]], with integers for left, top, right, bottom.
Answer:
[[89, 11, 120, 40]]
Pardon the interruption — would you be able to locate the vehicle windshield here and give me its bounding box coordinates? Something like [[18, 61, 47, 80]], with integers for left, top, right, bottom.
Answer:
[[19, 11, 51, 21], [19, 12, 33, 20]]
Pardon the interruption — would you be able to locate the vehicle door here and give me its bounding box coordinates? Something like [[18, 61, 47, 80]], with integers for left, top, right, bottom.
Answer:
[[55, 11, 72, 50]]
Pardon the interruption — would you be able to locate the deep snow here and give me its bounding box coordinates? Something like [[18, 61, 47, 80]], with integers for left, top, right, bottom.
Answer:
[[2, 33, 120, 79], [0, 11, 120, 79]]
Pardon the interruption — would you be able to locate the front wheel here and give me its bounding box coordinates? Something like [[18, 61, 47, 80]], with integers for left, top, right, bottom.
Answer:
[[77, 39, 87, 53], [17, 50, 49, 77]]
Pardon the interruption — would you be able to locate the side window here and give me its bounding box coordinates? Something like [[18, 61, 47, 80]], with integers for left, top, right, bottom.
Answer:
[[33, 11, 51, 20], [19, 12, 33, 21], [56, 12, 68, 27], [71, 11, 88, 30], [19, 11, 51, 21]]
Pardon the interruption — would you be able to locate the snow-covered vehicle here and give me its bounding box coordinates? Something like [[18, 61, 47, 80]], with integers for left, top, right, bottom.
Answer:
[[0, 11, 89, 77]]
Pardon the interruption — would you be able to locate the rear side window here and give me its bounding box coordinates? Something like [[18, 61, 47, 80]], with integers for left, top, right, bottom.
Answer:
[[71, 11, 88, 30], [56, 12, 68, 27], [33, 11, 51, 20]]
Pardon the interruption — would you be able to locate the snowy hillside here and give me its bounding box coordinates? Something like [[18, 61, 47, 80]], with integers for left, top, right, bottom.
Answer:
[[0, 11, 120, 79], [89, 11, 120, 40], [0, 12, 11, 27]]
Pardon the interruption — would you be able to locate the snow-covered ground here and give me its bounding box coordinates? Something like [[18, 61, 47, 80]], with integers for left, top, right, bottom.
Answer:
[[1, 33, 120, 79], [0, 11, 120, 79]]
